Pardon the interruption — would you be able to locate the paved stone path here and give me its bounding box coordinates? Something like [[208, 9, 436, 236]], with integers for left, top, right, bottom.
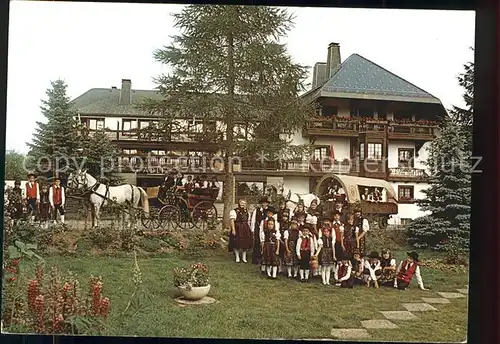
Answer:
[[329, 285, 468, 339]]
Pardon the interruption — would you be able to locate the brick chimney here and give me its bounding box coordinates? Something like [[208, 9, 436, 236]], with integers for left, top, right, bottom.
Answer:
[[325, 43, 341, 79], [119, 79, 132, 105]]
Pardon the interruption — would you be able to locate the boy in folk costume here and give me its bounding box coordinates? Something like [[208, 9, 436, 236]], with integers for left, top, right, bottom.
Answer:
[[39, 184, 51, 229], [363, 251, 382, 288], [250, 196, 270, 265], [229, 199, 253, 263], [283, 219, 301, 278], [379, 248, 397, 286], [316, 226, 336, 285], [296, 224, 317, 283], [394, 251, 429, 291], [260, 218, 281, 279], [25, 173, 40, 223], [354, 209, 370, 256], [334, 253, 355, 288], [49, 177, 66, 225], [351, 248, 364, 285], [331, 211, 345, 262]]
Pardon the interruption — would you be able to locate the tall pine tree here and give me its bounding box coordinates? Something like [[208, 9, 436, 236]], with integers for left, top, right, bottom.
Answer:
[[449, 48, 474, 150], [26, 80, 83, 178], [407, 118, 471, 252], [139, 5, 314, 227]]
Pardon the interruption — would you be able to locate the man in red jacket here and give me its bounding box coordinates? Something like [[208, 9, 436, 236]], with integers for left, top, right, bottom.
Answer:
[[49, 177, 66, 225], [394, 251, 429, 290], [25, 173, 40, 223]]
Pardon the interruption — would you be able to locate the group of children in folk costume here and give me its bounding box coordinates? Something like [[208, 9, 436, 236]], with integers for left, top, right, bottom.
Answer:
[[8, 173, 66, 227], [228, 196, 429, 290]]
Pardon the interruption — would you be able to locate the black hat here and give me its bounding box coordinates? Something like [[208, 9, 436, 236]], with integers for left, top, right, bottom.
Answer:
[[259, 196, 271, 204], [266, 206, 276, 214], [27, 172, 37, 178], [332, 210, 341, 216], [14, 180, 21, 185], [54, 176, 61, 181], [322, 215, 332, 223], [297, 199, 305, 206], [368, 251, 380, 259], [354, 208, 362, 213], [407, 251, 419, 262], [301, 223, 313, 231], [290, 219, 299, 225]]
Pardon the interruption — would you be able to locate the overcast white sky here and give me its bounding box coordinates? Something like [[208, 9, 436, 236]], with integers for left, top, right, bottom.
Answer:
[[6, 2, 475, 153]]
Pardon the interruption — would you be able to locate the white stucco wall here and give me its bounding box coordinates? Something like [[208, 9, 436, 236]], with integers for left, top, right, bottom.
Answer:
[[387, 141, 432, 171], [282, 176, 310, 195], [388, 182, 431, 224], [314, 137, 351, 160]]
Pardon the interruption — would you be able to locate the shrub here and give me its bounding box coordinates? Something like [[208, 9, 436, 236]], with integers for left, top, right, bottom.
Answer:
[[88, 225, 116, 250], [173, 262, 210, 290], [365, 228, 408, 253]]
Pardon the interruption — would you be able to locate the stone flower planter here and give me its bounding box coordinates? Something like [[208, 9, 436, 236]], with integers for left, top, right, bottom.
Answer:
[[177, 284, 211, 300]]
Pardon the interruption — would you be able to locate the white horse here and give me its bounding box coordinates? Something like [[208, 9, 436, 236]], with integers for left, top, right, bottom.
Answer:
[[67, 170, 149, 228], [282, 189, 321, 211]]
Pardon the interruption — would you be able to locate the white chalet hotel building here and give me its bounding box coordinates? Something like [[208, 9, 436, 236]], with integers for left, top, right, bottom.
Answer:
[[72, 43, 445, 227]]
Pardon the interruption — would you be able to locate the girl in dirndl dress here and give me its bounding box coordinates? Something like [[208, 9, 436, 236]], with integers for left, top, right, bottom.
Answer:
[[379, 249, 397, 286], [278, 211, 290, 274], [228, 199, 253, 263], [343, 214, 358, 258], [260, 218, 281, 279], [283, 219, 300, 278], [295, 224, 316, 283], [316, 226, 336, 285]]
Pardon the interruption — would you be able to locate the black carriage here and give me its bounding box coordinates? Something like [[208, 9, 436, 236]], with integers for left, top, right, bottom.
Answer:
[[140, 184, 218, 230]]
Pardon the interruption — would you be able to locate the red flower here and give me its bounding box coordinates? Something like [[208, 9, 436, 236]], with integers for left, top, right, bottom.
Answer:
[[8, 276, 16, 282]]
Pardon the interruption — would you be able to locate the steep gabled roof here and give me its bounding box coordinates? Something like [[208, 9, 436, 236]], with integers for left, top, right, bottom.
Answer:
[[72, 88, 163, 117], [311, 53, 442, 104]]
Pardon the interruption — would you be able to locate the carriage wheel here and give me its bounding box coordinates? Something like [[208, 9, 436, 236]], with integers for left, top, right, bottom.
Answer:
[[175, 206, 196, 230], [377, 215, 389, 230], [141, 207, 161, 230], [192, 201, 218, 230], [158, 205, 180, 231]]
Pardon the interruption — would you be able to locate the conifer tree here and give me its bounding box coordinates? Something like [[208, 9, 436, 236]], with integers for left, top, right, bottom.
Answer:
[[139, 5, 314, 226], [449, 49, 474, 150], [4, 150, 26, 180], [26, 80, 82, 178], [407, 119, 471, 252], [79, 129, 122, 185]]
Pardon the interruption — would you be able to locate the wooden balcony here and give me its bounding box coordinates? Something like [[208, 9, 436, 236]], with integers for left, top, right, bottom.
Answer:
[[387, 122, 437, 140], [305, 118, 359, 137], [83, 129, 223, 144], [305, 117, 438, 140], [387, 167, 428, 182]]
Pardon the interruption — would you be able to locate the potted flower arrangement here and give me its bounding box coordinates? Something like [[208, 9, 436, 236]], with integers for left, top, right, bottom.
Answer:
[[173, 262, 210, 300]]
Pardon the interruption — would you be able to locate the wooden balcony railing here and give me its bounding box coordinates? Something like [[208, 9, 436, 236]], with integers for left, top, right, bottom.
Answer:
[[305, 117, 438, 138], [389, 167, 428, 179], [83, 129, 224, 143]]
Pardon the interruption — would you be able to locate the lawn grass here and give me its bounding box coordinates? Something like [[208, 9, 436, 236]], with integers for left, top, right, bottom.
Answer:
[[38, 249, 468, 342]]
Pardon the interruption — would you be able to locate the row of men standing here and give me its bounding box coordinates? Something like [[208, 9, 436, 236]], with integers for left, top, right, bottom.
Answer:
[[7, 173, 66, 226]]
